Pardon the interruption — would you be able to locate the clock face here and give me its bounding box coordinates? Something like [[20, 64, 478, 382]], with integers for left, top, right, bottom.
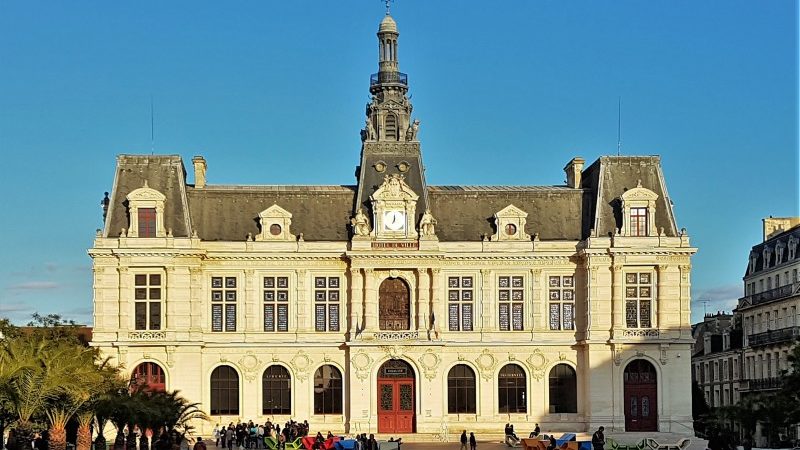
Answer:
[[383, 210, 406, 231]]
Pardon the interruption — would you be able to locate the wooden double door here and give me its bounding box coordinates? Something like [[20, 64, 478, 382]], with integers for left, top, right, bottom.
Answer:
[[623, 359, 658, 431], [377, 360, 415, 433]]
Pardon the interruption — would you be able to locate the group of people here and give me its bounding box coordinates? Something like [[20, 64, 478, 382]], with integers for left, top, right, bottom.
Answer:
[[212, 420, 315, 450], [503, 423, 606, 450]]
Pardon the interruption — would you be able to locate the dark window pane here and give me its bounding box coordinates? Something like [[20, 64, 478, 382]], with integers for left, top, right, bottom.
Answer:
[[263, 366, 292, 415], [149, 274, 161, 286], [210, 365, 239, 415], [548, 364, 577, 413], [135, 274, 147, 286], [135, 302, 147, 330], [149, 302, 161, 330], [498, 364, 526, 413], [138, 208, 156, 237], [447, 364, 476, 414]]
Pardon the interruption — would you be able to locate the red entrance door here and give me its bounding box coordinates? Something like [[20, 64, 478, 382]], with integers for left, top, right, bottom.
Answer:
[[624, 359, 658, 431], [377, 360, 415, 433]]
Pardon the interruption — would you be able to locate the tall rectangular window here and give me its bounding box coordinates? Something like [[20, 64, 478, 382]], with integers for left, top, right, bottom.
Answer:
[[630, 207, 648, 236], [314, 276, 340, 332], [498, 276, 524, 331], [625, 272, 653, 328], [548, 275, 575, 330], [211, 277, 237, 332], [134, 274, 162, 330], [138, 208, 156, 237], [264, 276, 289, 332], [448, 276, 474, 331]]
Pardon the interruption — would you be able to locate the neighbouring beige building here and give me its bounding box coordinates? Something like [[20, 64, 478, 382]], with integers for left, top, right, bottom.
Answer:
[[89, 12, 697, 437], [737, 217, 800, 444]]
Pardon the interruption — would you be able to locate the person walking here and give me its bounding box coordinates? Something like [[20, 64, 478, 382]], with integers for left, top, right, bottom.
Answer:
[[460, 431, 468, 450], [591, 427, 605, 450], [469, 432, 477, 450]]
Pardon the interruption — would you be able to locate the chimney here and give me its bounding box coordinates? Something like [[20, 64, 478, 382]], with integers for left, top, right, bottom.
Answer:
[[563, 157, 585, 188], [192, 156, 207, 188]]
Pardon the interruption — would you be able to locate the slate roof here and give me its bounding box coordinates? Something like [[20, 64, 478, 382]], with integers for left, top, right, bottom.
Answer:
[[743, 223, 800, 276], [103, 154, 681, 242], [583, 155, 679, 237], [104, 155, 191, 238]]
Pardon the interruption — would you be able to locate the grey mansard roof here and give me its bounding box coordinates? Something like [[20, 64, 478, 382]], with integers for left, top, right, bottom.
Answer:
[[103, 154, 680, 242]]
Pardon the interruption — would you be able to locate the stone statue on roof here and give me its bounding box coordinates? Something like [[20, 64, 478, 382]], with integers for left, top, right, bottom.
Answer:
[[419, 209, 437, 237], [406, 118, 420, 141], [351, 208, 371, 237]]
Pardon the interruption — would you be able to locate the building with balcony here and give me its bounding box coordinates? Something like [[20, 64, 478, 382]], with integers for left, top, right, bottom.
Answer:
[[90, 11, 697, 437], [738, 218, 800, 395]]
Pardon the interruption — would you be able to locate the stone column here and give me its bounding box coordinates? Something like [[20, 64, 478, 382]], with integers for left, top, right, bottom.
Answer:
[[244, 269, 257, 332], [679, 264, 692, 337], [118, 267, 129, 331], [189, 267, 203, 334], [364, 269, 377, 333], [416, 268, 430, 333], [295, 269, 309, 332], [430, 268, 444, 336], [612, 264, 625, 331], [530, 268, 542, 331], [481, 269, 493, 331], [656, 265, 668, 330], [349, 268, 364, 337]]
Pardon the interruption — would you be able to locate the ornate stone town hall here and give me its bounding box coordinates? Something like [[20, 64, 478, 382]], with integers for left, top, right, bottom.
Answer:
[[90, 12, 696, 436]]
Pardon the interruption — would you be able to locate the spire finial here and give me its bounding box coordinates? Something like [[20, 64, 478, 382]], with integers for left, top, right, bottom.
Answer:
[[385, 0, 392, 15]]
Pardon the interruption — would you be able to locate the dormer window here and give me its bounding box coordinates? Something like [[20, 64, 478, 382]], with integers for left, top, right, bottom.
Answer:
[[763, 247, 772, 269], [789, 236, 798, 260], [630, 207, 648, 237], [776, 241, 785, 265], [619, 181, 658, 237], [126, 181, 167, 238], [138, 208, 157, 238]]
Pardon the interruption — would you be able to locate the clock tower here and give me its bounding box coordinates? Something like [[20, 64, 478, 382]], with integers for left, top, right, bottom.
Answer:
[[353, 11, 428, 240]]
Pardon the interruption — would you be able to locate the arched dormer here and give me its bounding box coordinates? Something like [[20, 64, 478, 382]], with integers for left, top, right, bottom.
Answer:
[[620, 181, 659, 237], [126, 181, 167, 238]]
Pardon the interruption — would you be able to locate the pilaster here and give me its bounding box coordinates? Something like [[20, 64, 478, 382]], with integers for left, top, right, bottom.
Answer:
[[349, 268, 364, 338], [430, 268, 444, 337], [611, 264, 624, 333], [481, 269, 493, 332], [416, 268, 430, 333], [244, 269, 258, 332], [118, 266, 130, 331], [296, 269, 309, 332], [364, 269, 377, 333]]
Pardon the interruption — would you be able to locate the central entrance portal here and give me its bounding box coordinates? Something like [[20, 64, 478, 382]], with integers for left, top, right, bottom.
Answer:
[[377, 360, 415, 433]]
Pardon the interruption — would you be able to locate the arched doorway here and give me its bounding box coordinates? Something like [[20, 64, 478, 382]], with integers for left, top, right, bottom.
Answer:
[[131, 362, 166, 392], [379, 278, 410, 330], [624, 359, 658, 431], [377, 360, 415, 433]]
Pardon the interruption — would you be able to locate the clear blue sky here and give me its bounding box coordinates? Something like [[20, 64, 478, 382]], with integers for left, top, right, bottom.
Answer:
[[0, 1, 797, 325]]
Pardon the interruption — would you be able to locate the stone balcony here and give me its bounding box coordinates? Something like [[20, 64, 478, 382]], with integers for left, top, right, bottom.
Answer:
[[747, 325, 800, 347]]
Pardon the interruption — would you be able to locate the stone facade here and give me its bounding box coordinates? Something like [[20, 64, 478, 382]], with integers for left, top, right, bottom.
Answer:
[[90, 12, 697, 437]]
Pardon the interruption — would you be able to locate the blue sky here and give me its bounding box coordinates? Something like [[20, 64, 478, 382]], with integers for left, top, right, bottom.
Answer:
[[0, 1, 796, 325]]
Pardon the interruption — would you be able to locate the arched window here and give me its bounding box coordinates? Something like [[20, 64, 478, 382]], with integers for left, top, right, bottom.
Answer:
[[498, 364, 526, 413], [210, 365, 239, 416], [549, 364, 577, 413], [314, 365, 343, 415], [131, 362, 165, 392], [447, 364, 476, 414], [263, 366, 291, 415], [384, 114, 398, 141]]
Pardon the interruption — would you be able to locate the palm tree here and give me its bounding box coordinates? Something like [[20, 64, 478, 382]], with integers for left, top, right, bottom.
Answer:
[[45, 344, 110, 450], [0, 336, 73, 450]]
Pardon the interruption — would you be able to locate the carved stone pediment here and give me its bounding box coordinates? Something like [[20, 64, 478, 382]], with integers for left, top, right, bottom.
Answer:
[[256, 204, 295, 241], [127, 185, 166, 202], [370, 174, 419, 240], [491, 204, 531, 241], [621, 181, 659, 202]]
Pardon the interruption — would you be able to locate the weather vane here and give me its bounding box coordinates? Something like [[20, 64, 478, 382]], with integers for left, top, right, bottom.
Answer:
[[385, 0, 393, 15]]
